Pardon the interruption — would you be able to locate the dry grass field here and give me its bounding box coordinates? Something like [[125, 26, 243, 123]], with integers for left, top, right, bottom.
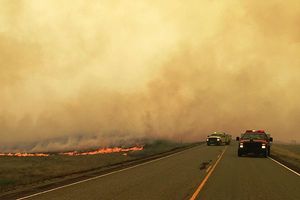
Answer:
[[0, 140, 189, 195], [271, 143, 300, 171]]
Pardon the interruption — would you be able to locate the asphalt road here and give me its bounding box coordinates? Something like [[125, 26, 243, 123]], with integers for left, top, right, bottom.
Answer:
[[197, 144, 300, 200], [18, 144, 300, 200]]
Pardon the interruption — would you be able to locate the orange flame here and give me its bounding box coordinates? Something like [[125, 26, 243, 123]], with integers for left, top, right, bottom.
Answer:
[[0, 153, 49, 157], [60, 146, 144, 156], [0, 146, 143, 157]]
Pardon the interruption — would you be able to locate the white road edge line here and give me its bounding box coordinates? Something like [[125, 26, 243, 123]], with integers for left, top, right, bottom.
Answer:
[[17, 145, 204, 200], [268, 157, 300, 177]]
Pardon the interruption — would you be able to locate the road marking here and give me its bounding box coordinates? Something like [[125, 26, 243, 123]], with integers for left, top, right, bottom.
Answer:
[[205, 165, 212, 173], [17, 145, 204, 200], [190, 146, 227, 200], [268, 157, 300, 177]]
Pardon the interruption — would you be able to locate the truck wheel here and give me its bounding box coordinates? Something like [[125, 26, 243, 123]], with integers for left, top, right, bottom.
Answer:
[[268, 148, 271, 156], [264, 149, 268, 158], [238, 151, 242, 157]]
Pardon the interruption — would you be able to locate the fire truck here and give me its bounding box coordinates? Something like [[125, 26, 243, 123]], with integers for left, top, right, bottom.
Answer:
[[236, 130, 273, 157], [206, 132, 231, 146]]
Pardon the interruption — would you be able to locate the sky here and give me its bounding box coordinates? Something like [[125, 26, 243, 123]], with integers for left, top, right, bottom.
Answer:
[[0, 0, 300, 152]]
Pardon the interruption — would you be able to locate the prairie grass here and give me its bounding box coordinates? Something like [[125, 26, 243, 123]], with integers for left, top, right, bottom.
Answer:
[[271, 143, 300, 170], [0, 140, 188, 194]]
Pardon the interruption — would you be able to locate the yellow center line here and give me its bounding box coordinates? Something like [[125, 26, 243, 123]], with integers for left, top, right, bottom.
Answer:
[[205, 165, 212, 173], [190, 146, 228, 200]]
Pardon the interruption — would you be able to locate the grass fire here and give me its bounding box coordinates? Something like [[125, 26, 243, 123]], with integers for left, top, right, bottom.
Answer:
[[0, 153, 49, 157], [0, 140, 188, 195], [0, 146, 143, 157], [60, 146, 144, 156]]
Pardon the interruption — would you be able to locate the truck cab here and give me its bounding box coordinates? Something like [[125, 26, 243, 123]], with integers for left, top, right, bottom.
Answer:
[[236, 130, 273, 157], [207, 132, 231, 146]]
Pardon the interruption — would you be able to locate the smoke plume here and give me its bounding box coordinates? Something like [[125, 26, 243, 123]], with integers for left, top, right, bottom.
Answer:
[[0, 0, 300, 152]]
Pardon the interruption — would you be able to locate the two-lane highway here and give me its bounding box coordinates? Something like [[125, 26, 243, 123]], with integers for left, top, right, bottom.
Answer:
[[18, 145, 224, 200], [17, 143, 300, 200], [197, 144, 300, 200]]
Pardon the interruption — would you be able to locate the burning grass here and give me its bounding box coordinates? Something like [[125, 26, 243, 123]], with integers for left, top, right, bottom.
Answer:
[[0, 140, 189, 195], [0, 146, 144, 157], [0, 153, 50, 157], [60, 146, 143, 156]]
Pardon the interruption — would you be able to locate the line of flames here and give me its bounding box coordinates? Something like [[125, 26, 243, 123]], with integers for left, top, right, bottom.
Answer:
[[0, 146, 144, 157], [60, 146, 144, 156], [0, 153, 50, 157]]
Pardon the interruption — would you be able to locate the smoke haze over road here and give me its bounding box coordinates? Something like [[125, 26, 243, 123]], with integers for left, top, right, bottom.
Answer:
[[1, 0, 300, 152]]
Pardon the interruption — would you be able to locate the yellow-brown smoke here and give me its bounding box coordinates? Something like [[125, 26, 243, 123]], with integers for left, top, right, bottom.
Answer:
[[0, 0, 300, 152]]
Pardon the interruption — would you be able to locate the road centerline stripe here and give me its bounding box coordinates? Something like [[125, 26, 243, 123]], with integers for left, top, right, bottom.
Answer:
[[205, 165, 212, 173], [190, 146, 227, 200]]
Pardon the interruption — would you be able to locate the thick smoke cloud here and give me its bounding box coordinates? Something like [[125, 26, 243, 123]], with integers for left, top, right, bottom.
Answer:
[[0, 0, 299, 152]]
